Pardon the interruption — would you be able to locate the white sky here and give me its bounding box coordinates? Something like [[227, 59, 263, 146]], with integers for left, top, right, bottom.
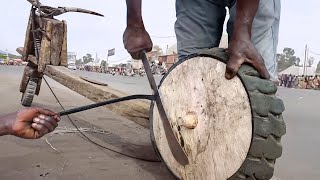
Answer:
[[0, 0, 319, 65]]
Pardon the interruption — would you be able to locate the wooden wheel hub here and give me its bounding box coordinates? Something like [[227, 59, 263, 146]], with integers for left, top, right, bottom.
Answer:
[[150, 56, 252, 180]]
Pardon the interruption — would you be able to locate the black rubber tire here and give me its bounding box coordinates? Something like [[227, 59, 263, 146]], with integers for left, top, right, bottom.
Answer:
[[149, 48, 286, 180], [21, 78, 38, 107]]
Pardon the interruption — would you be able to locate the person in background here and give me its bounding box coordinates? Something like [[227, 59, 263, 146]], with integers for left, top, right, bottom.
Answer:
[[288, 74, 293, 88], [299, 75, 304, 89], [0, 108, 60, 139], [305, 76, 310, 89], [293, 75, 299, 88], [280, 74, 284, 87], [316, 75, 320, 90], [283, 74, 288, 87]]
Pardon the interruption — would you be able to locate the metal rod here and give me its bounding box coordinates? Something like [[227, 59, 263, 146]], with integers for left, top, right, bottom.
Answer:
[[141, 53, 189, 166], [58, 95, 154, 117]]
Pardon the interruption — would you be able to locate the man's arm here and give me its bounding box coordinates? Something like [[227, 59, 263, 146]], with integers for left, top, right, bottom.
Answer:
[[0, 108, 60, 139], [0, 114, 12, 136], [226, 0, 270, 79], [126, 0, 143, 27], [123, 0, 153, 59]]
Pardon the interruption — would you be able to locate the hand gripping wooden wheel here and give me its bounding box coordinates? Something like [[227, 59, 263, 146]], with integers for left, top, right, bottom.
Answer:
[[150, 48, 286, 180]]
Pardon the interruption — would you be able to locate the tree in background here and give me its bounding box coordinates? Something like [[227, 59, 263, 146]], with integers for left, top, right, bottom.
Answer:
[[82, 54, 94, 64], [147, 45, 163, 62], [277, 47, 300, 72], [316, 61, 320, 73], [153, 45, 163, 56], [0, 54, 6, 59], [0, 53, 21, 60], [75, 59, 82, 65], [100, 60, 107, 67], [308, 56, 315, 67]]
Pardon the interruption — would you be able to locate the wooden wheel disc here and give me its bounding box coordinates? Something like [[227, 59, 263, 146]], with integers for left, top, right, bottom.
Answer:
[[150, 56, 252, 180]]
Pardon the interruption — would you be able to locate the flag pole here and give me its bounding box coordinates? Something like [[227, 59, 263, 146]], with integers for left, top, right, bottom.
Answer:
[[107, 54, 109, 72]]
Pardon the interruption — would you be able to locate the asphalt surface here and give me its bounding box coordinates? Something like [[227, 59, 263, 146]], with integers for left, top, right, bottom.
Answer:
[[74, 70, 163, 95], [0, 65, 319, 180], [274, 87, 320, 180]]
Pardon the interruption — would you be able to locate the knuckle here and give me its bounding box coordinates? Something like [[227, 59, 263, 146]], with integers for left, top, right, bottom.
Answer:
[[49, 125, 54, 131], [226, 65, 237, 74], [39, 119, 46, 124], [37, 124, 44, 130]]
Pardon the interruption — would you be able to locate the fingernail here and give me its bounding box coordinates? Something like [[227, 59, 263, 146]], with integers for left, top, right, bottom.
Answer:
[[39, 114, 45, 119], [54, 115, 61, 121], [225, 73, 231, 79], [34, 118, 40, 123]]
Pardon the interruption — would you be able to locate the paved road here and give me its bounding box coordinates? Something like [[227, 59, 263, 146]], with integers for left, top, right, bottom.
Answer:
[[0, 65, 319, 180], [0, 66, 175, 180], [74, 70, 163, 95], [274, 87, 320, 180]]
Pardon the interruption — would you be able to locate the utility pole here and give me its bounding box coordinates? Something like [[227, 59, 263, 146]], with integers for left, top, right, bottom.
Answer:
[[166, 45, 169, 55], [6, 49, 9, 63], [306, 46, 309, 75], [95, 52, 98, 66], [303, 44, 308, 76], [106, 53, 109, 71]]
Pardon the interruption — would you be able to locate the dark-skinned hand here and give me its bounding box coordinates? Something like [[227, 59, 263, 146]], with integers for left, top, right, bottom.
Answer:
[[8, 108, 60, 139], [123, 26, 153, 60], [226, 34, 270, 80]]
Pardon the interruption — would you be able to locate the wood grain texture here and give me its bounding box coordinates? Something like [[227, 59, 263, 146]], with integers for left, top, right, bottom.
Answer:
[[16, 47, 24, 56], [17, 47, 38, 65], [50, 19, 64, 66], [22, 12, 34, 62], [60, 20, 68, 67], [27, 55, 38, 65], [45, 65, 150, 128], [38, 19, 52, 72], [152, 57, 252, 180], [80, 76, 108, 86]]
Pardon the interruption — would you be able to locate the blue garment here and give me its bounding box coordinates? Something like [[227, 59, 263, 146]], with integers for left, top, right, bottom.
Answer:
[[174, 0, 281, 79]]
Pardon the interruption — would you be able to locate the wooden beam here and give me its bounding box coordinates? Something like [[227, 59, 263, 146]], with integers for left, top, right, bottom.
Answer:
[[60, 20, 68, 67], [27, 55, 38, 65], [38, 19, 53, 72], [22, 11, 34, 62], [16, 47, 24, 56], [17, 47, 39, 65], [44, 65, 150, 128], [50, 19, 64, 66]]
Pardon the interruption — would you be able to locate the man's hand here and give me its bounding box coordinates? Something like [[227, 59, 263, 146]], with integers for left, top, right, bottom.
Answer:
[[226, 0, 270, 80], [123, 26, 153, 60], [124, 0, 153, 60], [8, 108, 60, 139], [226, 34, 270, 79]]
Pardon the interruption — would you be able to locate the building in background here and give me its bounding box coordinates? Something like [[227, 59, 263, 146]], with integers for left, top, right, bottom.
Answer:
[[130, 34, 229, 72], [158, 53, 178, 69], [132, 59, 143, 70], [68, 52, 77, 64], [159, 34, 228, 69]]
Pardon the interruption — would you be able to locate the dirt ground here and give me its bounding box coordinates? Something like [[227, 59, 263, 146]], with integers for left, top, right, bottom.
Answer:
[[0, 66, 175, 180], [1, 66, 320, 180]]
